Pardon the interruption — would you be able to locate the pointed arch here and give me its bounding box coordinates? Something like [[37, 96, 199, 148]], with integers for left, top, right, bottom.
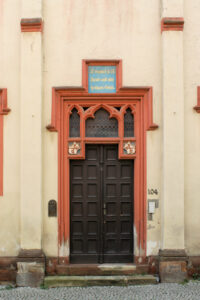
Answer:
[[68, 104, 84, 116], [69, 108, 80, 137], [124, 107, 134, 138], [120, 104, 136, 116], [85, 108, 118, 137], [84, 104, 121, 121]]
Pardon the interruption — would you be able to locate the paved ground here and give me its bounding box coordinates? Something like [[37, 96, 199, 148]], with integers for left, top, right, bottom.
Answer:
[[1, 281, 200, 300]]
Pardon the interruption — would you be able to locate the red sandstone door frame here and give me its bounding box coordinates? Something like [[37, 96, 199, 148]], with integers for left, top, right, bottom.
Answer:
[[47, 60, 158, 263]]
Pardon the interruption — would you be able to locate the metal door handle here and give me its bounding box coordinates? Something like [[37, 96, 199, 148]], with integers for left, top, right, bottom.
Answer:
[[103, 203, 107, 215]]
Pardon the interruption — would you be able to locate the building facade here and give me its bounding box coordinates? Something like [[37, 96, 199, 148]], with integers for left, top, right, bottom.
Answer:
[[0, 0, 200, 285]]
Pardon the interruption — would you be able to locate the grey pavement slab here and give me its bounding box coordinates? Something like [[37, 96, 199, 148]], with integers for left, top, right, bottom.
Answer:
[[0, 281, 200, 299]]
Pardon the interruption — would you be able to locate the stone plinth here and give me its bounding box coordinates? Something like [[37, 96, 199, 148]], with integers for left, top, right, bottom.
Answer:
[[16, 249, 45, 287], [159, 250, 188, 283]]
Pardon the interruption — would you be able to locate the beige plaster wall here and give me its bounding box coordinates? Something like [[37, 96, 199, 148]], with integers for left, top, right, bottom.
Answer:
[[20, 31, 43, 250], [6, 0, 200, 258], [38, 0, 200, 259], [184, 0, 200, 256], [0, 0, 199, 259], [162, 0, 184, 17], [0, 0, 21, 256], [43, 0, 162, 257], [161, 31, 185, 250], [21, 0, 42, 18]]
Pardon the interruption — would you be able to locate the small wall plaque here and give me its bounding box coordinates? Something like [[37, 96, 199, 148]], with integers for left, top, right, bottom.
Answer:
[[48, 200, 57, 217], [148, 201, 156, 213], [88, 66, 116, 93]]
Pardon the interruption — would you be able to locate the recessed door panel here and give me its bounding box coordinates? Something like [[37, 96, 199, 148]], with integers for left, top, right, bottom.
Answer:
[[70, 144, 133, 263]]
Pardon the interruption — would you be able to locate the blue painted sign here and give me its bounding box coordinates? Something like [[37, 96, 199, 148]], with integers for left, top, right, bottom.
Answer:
[[88, 66, 116, 93]]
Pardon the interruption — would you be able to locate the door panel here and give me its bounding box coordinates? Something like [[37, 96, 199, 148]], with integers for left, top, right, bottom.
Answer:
[[103, 145, 133, 262], [70, 146, 101, 263], [70, 144, 133, 263]]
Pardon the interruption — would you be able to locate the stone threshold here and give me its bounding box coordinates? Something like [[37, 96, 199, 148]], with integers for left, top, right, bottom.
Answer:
[[54, 263, 149, 276], [44, 275, 158, 288]]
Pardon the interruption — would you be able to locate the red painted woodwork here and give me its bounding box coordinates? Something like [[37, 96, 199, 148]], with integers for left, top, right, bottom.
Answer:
[[0, 115, 2, 196], [21, 18, 43, 32], [194, 87, 200, 113], [0, 89, 10, 196], [161, 17, 184, 32], [47, 60, 158, 262]]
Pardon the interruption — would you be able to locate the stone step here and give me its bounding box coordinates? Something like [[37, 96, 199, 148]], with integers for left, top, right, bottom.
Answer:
[[44, 275, 158, 288], [55, 263, 149, 276]]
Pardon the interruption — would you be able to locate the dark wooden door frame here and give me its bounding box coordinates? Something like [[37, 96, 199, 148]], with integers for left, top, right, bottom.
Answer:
[[70, 144, 133, 264]]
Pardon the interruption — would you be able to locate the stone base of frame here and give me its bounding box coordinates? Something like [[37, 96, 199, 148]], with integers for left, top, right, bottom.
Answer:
[[16, 249, 45, 287], [2, 253, 200, 285], [159, 249, 188, 283], [0, 257, 17, 282]]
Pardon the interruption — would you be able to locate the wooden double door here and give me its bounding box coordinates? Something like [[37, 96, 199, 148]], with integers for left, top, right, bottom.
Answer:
[[70, 144, 134, 263]]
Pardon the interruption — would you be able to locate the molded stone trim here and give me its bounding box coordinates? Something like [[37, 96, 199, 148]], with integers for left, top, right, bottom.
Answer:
[[0, 89, 10, 196], [194, 87, 200, 113], [161, 18, 184, 32], [21, 18, 43, 32]]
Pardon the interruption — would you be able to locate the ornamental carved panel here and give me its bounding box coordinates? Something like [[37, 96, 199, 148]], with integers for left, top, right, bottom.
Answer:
[[67, 103, 136, 159], [68, 142, 81, 155]]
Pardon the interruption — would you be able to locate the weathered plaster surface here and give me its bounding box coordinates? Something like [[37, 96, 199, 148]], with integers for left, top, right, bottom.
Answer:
[[184, 0, 200, 255], [1, 0, 200, 258], [0, 0, 20, 256], [43, 0, 161, 256]]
